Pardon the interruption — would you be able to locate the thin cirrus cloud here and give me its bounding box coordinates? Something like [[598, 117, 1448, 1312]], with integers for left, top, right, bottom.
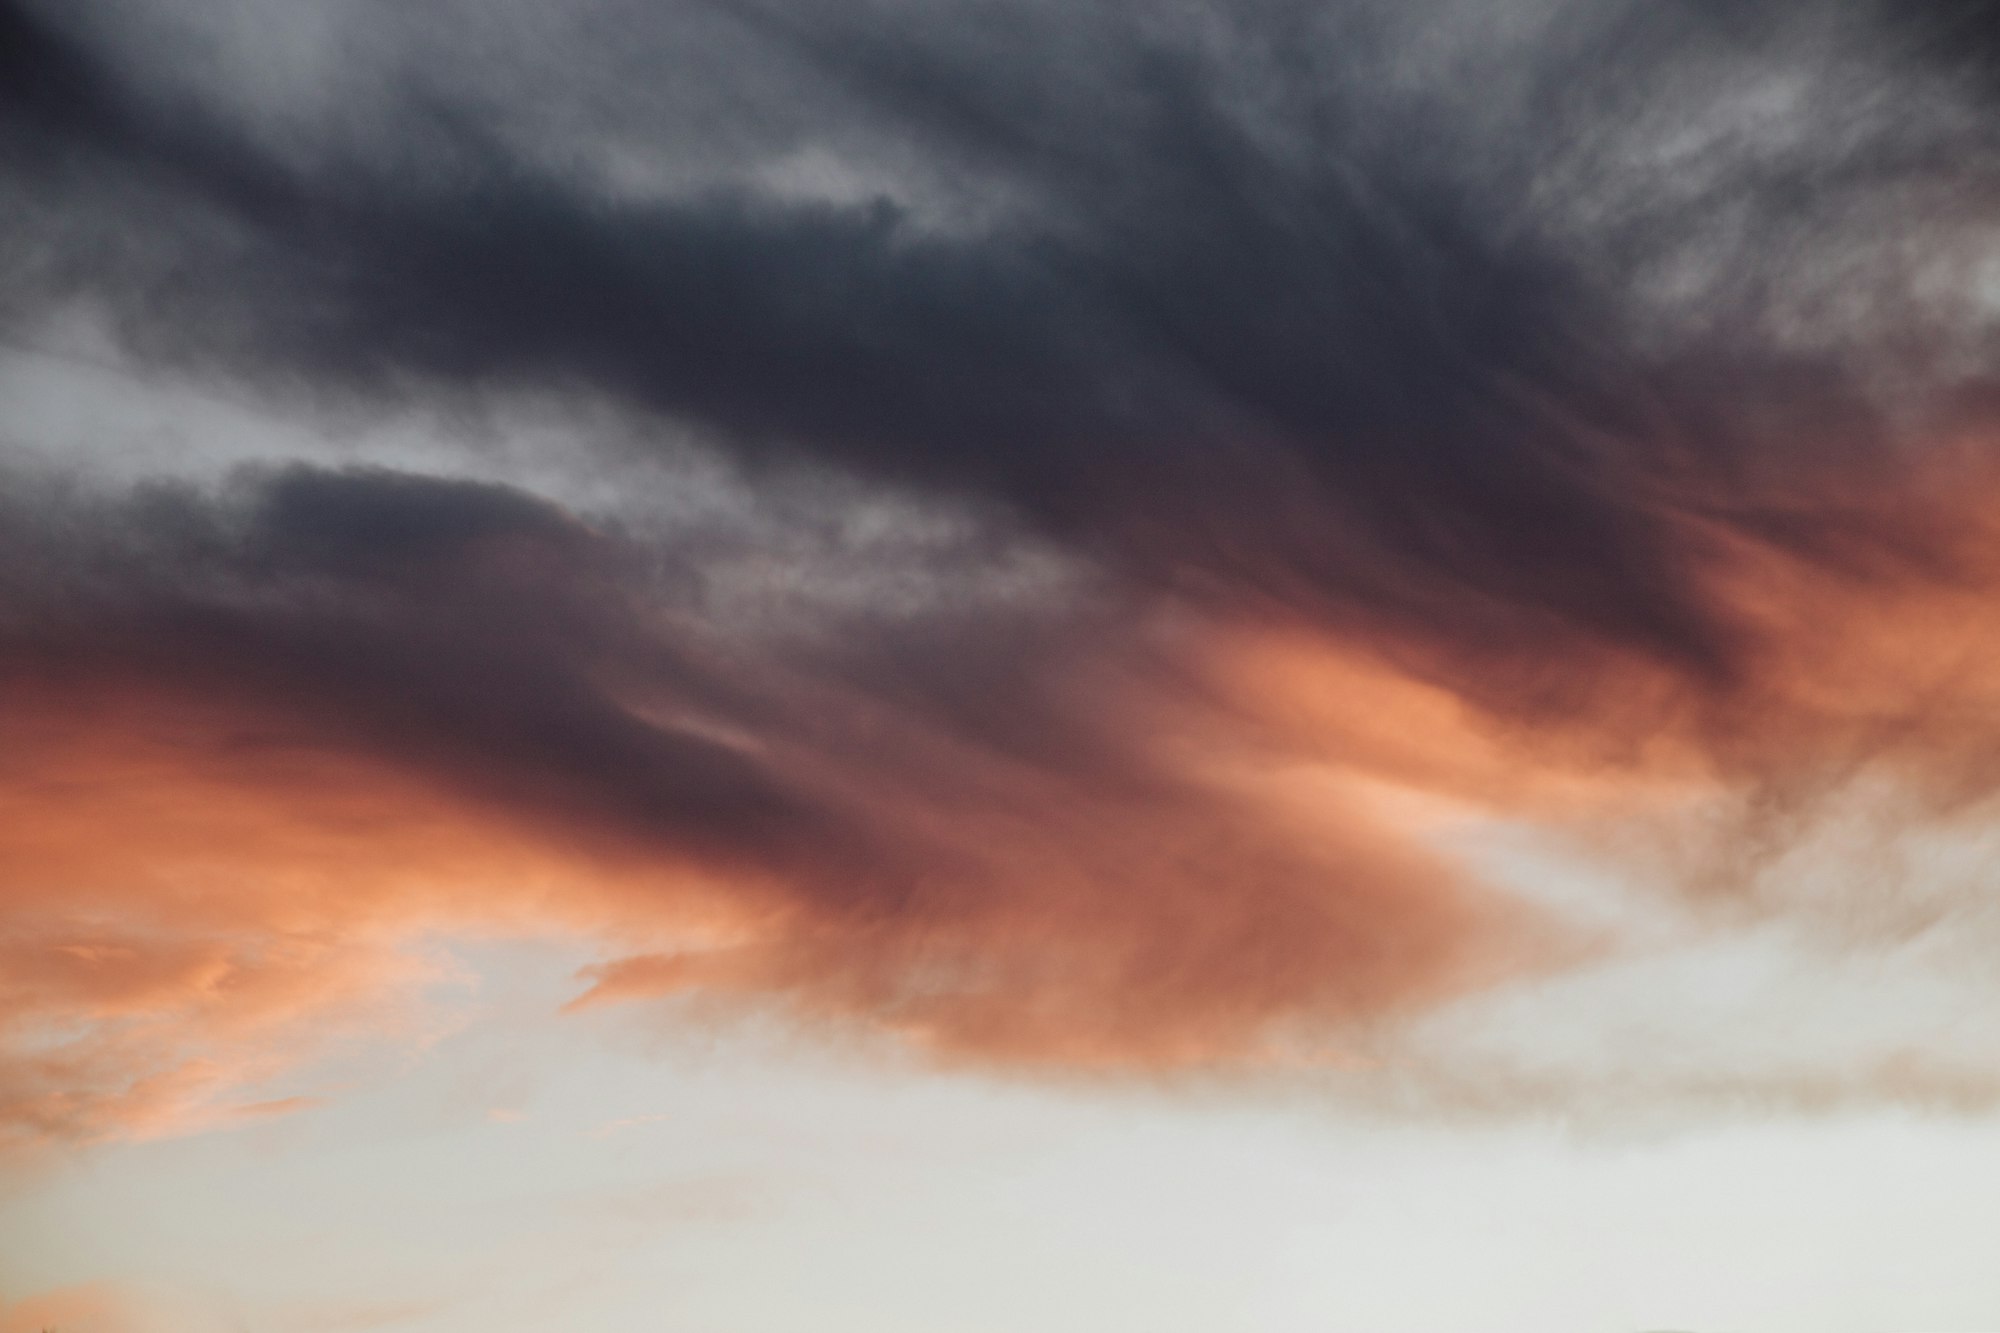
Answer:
[[0, 1280, 229, 1333], [8, 0, 2000, 1153]]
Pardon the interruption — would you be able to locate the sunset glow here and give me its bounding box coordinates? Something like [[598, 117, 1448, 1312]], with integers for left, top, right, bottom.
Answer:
[[11, 1, 2000, 1328]]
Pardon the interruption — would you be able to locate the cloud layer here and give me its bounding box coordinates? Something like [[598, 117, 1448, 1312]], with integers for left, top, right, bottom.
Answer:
[[10, 0, 2000, 1148]]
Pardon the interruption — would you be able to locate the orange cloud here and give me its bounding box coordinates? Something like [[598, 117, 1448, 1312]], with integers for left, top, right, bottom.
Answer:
[[0, 679, 617, 1155], [0, 615, 1552, 1154], [0, 1282, 225, 1333], [17, 448, 2000, 1152]]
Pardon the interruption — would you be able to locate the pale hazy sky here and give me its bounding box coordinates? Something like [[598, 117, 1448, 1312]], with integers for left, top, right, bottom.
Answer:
[[12, 936, 2000, 1333]]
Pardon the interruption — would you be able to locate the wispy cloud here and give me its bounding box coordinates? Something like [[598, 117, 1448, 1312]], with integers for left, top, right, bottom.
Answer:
[[589, 1112, 673, 1139]]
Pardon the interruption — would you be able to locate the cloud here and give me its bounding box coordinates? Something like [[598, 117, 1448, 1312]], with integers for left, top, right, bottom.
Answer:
[[589, 1112, 673, 1139], [266, 1297, 450, 1333], [0, 461, 1542, 1150], [9, 0, 1998, 678], [0, 1282, 229, 1333], [8, 0, 2000, 1139]]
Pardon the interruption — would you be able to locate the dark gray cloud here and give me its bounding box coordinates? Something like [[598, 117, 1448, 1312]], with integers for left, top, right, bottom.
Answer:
[[11, 0, 1995, 685]]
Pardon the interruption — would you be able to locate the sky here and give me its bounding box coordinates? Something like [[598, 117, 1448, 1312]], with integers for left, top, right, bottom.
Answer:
[[9, 0, 2000, 1328]]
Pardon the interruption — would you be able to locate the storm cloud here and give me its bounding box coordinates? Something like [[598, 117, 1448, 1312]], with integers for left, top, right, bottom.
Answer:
[[10, 0, 2000, 1148]]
